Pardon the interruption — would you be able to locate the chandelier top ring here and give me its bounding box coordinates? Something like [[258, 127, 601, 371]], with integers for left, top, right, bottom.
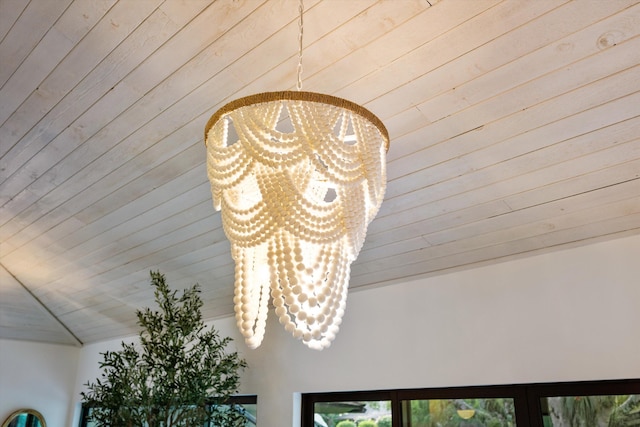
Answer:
[[205, 90, 389, 152]]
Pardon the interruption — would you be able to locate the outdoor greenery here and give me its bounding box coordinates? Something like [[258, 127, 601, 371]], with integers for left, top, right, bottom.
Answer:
[[81, 271, 247, 427], [377, 415, 392, 427], [405, 398, 516, 427], [547, 395, 640, 427], [321, 401, 390, 427], [398, 395, 640, 426]]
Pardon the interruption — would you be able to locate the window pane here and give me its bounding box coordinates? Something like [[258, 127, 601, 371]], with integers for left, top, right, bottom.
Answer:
[[233, 402, 257, 426], [81, 408, 97, 427], [81, 397, 257, 427], [541, 394, 640, 427], [314, 400, 392, 427], [207, 402, 257, 426], [401, 397, 516, 427]]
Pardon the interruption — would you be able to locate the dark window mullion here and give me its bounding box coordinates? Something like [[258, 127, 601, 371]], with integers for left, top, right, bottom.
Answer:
[[390, 390, 402, 427]]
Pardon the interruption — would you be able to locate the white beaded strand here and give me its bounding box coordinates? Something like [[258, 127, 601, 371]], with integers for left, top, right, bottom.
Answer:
[[207, 94, 386, 349]]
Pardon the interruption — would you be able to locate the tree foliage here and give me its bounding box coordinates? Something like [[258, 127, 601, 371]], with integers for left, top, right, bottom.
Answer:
[[377, 415, 392, 427], [81, 271, 247, 427], [406, 398, 516, 427], [549, 395, 640, 427]]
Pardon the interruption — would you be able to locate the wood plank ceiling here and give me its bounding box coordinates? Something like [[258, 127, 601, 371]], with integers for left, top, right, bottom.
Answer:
[[1, 0, 639, 347]]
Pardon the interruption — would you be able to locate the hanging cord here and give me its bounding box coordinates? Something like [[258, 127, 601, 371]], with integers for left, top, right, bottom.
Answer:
[[296, 0, 304, 91]]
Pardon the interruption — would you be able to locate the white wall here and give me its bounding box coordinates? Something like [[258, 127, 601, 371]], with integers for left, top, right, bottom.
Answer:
[[235, 234, 640, 426], [0, 340, 80, 427], [5, 234, 640, 427]]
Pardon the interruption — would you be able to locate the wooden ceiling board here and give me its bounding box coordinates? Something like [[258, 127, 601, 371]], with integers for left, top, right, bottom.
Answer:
[[1, 0, 638, 346], [0, 263, 79, 345]]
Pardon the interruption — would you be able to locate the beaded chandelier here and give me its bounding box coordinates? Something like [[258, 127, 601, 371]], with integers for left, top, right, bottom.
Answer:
[[204, 3, 388, 350]]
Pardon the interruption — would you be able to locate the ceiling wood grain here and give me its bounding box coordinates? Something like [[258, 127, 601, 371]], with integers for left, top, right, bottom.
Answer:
[[1, 0, 638, 346]]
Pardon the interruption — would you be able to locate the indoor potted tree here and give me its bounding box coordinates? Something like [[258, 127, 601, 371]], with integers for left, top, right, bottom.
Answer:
[[81, 271, 247, 427]]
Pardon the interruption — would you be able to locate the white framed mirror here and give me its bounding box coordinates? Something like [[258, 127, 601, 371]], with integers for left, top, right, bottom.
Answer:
[[2, 409, 46, 427]]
